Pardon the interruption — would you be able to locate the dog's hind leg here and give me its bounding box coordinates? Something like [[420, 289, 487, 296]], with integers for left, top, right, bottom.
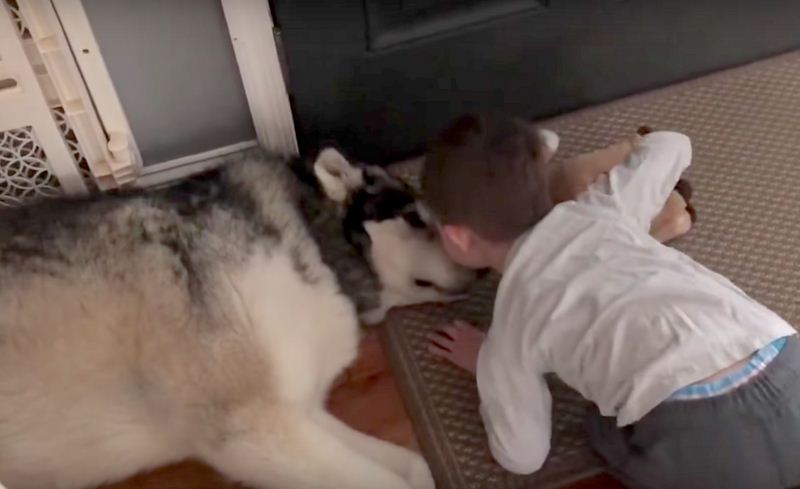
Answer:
[[202, 407, 414, 489], [313, 410, 435, 489]]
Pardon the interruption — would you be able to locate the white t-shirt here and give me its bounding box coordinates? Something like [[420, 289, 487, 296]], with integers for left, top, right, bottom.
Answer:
[[476, 131, 796, 475]]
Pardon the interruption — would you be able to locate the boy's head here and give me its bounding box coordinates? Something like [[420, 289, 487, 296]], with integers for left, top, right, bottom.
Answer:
[[422, 113, 559, 270]]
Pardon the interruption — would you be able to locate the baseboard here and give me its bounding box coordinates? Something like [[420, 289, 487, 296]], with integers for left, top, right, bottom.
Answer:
[[134, 140, 259, 188]]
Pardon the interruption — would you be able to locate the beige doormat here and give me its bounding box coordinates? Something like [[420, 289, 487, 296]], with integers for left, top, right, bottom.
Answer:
[[381, 50, 800, 489]]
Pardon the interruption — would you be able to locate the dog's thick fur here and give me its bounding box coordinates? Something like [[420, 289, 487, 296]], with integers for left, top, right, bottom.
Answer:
[[0, 149, 441, 489]]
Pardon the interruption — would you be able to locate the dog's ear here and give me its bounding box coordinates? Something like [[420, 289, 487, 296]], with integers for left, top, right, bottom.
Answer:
[[313, 147, 363, 203]]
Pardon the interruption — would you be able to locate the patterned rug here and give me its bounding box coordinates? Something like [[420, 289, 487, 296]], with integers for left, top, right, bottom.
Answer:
[[381, 51, 800, 489]]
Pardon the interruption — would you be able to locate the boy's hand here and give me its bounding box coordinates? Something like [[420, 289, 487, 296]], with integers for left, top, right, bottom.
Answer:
[[427, 320, 486, 374]]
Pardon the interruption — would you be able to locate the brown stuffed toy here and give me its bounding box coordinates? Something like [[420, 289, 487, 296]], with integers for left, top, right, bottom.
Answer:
[[548, 126, 696, 243]]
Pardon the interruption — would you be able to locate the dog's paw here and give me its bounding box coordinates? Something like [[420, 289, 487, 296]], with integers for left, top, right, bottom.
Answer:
[[407, 456, 436, 489]]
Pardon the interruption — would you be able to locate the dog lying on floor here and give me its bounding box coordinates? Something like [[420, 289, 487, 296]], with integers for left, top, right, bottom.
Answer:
[[0, 146, 474, 489], [0, 125, 693, 489]]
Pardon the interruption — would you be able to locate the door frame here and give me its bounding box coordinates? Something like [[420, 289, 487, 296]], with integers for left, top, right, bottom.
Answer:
[[220, 0, 298, 158]]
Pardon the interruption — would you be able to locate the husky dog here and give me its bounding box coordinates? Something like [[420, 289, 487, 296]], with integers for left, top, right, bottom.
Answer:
[[0, 146, 474, 489]]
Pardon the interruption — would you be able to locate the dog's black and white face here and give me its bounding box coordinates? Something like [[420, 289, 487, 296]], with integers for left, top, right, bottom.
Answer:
[[311, 148, 477, 324]]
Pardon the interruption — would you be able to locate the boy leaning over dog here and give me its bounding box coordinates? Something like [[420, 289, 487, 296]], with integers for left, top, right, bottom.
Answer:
[[422, 113, 800, 489]]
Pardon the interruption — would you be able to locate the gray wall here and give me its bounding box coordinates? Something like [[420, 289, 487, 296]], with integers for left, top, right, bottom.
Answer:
[[83, 0, 255, 165]]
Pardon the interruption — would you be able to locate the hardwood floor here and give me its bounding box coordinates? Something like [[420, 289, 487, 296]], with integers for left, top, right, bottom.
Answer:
[[98, 332, 623, 489]]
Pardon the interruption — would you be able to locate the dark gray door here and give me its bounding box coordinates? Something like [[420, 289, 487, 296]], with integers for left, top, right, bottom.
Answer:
[[272, 0, 800, 163]]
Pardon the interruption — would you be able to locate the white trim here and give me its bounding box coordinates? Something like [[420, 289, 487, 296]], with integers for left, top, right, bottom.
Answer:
[[51, 0, 143, 178], [221, 0, 298, 158], [134, 139, 258, 188], [143, 139, 258, 174]]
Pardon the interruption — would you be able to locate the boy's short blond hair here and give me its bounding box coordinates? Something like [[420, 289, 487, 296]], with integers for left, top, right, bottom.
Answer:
[[422, 113, 553, 242]]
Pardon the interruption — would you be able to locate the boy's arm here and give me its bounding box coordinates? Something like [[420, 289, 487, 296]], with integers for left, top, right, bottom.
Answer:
[[582, 131, 692, 230], [476, 335, 552, 474], [550, 135, 639, 204]]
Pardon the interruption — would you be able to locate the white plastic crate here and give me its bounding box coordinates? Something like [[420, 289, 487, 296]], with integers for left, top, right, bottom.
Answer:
[[0, 0, 139, 207]]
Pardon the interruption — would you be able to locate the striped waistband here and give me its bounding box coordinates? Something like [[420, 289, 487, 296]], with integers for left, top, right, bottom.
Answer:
[[669, 336, 790, 401]]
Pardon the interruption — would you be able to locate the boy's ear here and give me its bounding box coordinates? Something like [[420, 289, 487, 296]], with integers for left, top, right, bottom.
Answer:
[[313, 147, 364, 203], [441, 224, 473, 253]]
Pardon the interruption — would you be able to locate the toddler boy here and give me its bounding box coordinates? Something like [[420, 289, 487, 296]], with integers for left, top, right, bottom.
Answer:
[[422, 113, 800, 489]]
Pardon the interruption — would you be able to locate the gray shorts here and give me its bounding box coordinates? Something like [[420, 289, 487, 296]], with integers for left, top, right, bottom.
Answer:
[[587, 335, 800, 489]]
